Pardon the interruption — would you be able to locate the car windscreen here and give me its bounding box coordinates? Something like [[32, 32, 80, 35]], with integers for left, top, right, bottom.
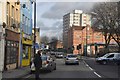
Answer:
[[68, 55, 77, 58], [103, 54, 110, 57]]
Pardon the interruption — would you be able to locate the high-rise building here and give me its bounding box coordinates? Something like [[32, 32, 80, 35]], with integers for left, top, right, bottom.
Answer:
[[63, 10, 83, 50], [63, 10, 91, 51]]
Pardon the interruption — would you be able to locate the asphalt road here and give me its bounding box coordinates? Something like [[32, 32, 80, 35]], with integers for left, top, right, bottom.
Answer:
[[83, 57, 119, 78], [23, 58, 102, 79]]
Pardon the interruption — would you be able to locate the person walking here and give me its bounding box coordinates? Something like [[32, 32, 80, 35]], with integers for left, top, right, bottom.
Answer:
[[34, 50, 42, 80]]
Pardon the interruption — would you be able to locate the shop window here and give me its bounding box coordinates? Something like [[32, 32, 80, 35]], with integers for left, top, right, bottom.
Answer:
[[6, 41, 17, 65], [22, 45, 29, 59], [7, 41, 11, 46]]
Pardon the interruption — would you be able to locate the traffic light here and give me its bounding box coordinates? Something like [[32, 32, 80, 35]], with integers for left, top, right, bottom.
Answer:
[[72, 45, 74, 50], [79, 44, 81, 49], [77, 44, 81, 50], [77, 45, 79, 50]]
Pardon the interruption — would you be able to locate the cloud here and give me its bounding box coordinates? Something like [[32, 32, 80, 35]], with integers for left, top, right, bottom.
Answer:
[[41, 2, 95, 19], [39, 20, 63, 39], [37, 20, 63, 30], [36, 0, 119, 2]]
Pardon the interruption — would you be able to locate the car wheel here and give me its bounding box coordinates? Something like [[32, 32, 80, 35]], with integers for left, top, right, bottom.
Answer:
[[65, 63, 68, 65], [77, 63, 79, 65], [102, 61, 107, 65]]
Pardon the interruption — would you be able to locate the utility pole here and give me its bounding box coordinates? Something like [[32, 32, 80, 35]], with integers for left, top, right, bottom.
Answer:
[[86, 26, 87, 56], [33, 0, 36, 57]]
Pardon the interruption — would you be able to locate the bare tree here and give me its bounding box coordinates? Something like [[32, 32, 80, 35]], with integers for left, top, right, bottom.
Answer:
[[92, 2, 120, 52], [40, 36, 49, 44], [50, 37, 58, 50]]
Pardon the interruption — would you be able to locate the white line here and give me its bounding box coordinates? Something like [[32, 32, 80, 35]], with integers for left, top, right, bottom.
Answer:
[[86, 64, 89, 67], [94, 72, 102, 78], [84, 60, 93, 71], [88, 66, 93, 71], [24, 74, 31, 78]]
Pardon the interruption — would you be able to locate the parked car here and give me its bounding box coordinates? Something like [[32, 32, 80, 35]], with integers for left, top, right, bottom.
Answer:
[[55, 52, 64, 58], [50, 52, 56, 55], [65, 54, 79, 65], [95, 52, 120, 65], [30, 54, 56, 72]]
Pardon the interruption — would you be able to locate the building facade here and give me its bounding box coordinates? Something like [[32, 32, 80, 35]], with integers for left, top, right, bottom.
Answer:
[[20, 0, 33, 67], [0, 1, 6, 71], [63, 10, 83, 50], [68, 25, 117, 56], [63, 10, 92, 53], [0, 0, 21, 71]]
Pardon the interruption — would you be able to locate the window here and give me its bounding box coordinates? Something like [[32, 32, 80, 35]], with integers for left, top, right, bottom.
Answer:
[[22, 45, 29, 59], [7, 2, 10, 26], [22, 14, 25, 31], [6, 41, 18, 65], [96, 36, 100, 39], [107, 54, 114, 58], [16, 9, 18, 27], [11, 6, 14, 25]]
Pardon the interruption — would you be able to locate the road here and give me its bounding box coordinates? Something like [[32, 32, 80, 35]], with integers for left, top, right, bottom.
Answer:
[[84, 57, 119, 78], [22, 57, 119, 80]]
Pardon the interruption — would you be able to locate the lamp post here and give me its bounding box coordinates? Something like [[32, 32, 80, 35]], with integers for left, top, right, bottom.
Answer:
[[86, 26, 87, 56], [33, 0, 36, 57]]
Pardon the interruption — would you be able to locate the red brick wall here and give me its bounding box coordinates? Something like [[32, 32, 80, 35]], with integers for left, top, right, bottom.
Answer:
[[67, 25, 117, 55]]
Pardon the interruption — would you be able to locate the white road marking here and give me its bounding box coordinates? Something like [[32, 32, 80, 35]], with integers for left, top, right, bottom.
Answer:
[[24, 74, 32, 78], [86, 64, 89, 67], [88, 66, 93, 71], [94, 72, 102, 78]]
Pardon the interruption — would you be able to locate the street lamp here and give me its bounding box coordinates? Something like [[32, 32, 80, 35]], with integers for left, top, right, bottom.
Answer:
[[86, 25, 87, 56], [33, 0, 36, 57]]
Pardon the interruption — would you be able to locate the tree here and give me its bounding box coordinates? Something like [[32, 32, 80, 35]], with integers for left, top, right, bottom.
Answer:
[[50, 37, 58, 50], [92, 2, 120, 52], [40, 36, 49, 44]]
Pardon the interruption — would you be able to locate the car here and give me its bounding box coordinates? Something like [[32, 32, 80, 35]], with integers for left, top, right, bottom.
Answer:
[[95, 52, 120, 65], [30, 54, 56, 72], [55, 52, 64, 58], [50, 52, 56, 55], [65, 54, 79, 65]]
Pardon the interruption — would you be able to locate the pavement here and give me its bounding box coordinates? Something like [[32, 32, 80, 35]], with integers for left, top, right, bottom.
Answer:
[[2, 66, 30, 78]]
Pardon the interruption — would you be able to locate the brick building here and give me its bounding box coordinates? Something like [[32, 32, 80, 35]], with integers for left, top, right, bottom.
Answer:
[[68, 25, 116, 56]]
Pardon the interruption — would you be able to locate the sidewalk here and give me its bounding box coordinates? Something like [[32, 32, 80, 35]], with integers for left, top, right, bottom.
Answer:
[[2, 66, 30, 78]]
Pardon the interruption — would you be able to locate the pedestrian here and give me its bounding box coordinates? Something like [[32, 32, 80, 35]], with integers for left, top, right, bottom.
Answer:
[[34, 50, 42, 80]]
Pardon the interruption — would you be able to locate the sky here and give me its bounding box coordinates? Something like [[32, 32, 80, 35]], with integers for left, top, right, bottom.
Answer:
[[35, 0, 119, 40], [36, 2, 96, 40]]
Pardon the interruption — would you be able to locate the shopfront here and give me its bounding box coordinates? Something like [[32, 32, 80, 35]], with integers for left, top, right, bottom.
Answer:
[[21, 32, 32, 66], [4, 29, 19, 70]]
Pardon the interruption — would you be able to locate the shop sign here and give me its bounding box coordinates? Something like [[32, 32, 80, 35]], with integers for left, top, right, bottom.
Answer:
[[23, 34, 31, 40]]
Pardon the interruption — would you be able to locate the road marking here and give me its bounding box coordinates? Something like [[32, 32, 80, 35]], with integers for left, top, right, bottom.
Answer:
[[24, 74, 32, 78], [86, 64, 89, 67], [83, 60, 93, 71], [88, 66, 93, 71], [94, 72, 102, 78]]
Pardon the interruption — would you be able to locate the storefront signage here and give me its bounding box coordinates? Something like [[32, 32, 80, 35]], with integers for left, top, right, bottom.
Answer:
[[23, 34, 31, 40]]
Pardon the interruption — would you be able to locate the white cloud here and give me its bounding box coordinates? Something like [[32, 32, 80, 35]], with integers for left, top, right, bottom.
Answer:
[[36, 0, 119, 2], [41, 2, 95, 19]]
